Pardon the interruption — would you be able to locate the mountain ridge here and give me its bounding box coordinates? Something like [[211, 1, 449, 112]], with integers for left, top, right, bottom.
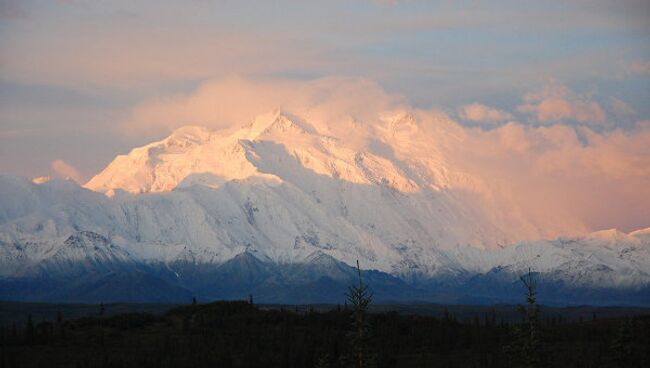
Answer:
[[1, 111, 648, 305], [1, 174, 649, 304]]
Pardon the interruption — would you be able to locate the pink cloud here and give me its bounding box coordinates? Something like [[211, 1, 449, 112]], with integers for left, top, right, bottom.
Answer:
[[119, 76, 650, 233], [121, 75, 403, 137], [517, 84, 605, 125], [625, 60, 650, 76], [458, 103, 513, 124], [457, 121, 650, 232]]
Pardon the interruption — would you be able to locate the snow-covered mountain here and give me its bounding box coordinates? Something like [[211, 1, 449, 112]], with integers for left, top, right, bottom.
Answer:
[[1, 111, 648, 305]]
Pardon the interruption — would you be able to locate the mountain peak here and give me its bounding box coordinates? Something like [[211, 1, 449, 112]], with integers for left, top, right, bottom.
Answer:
[[167, 125, 213, 144], [78, 109, 579, 251], [243, 109, 316, 140]]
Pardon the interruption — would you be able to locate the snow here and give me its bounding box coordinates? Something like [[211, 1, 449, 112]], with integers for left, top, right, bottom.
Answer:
[[1, 111, 649, 290]]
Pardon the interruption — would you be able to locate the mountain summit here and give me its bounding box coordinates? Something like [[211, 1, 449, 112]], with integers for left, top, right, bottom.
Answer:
[[86, 110, 431, 195], [1, 111, 649, 305], [86, 110, 563, 249]]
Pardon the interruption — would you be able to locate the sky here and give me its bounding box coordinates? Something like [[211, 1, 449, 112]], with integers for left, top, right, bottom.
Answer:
[[0, 0, 649, 231]]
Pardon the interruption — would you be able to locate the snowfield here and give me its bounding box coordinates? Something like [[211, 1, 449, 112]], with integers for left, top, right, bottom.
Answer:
[[1, 111, 648, 304]]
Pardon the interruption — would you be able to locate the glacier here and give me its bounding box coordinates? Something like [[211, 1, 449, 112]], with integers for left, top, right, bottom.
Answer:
[[0, 110, 648, 305]]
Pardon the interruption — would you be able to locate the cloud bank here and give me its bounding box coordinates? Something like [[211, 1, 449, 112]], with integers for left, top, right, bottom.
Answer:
[[121, 76, 402, 136], [119, 76, 650, 233], [1, 0, 648, 184]]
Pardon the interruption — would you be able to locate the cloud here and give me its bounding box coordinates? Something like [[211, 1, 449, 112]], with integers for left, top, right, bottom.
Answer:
[[51, 159, 82, 182], [121, 75, 403, 136], [0, 1, 647, 235], [456, 121, 650, 233], [458, 103, 513, 125], [0, 20, 332, 93], [0, 0, 27, 20], [517, 84, 605, 125], [3, 0, 646, 101], [608, 97, 637, 118], [120, 76, 650, 233], [625, 60, 650, 76]]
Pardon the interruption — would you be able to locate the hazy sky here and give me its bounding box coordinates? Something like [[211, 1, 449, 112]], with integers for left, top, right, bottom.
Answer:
[[0, 1, 649, 188]]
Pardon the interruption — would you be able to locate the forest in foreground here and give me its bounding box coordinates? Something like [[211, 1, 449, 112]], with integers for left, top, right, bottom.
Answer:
[[0, 298, 648, 368]]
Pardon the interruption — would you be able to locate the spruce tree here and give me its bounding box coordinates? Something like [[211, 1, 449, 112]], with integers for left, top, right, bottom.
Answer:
[[344, 260, 375, 368], [505, 268, 543, 368]]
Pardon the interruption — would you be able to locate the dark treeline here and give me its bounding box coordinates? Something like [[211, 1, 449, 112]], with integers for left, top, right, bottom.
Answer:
[[0, 299, 648, 368], [0, 300, 648, 367], [1, 266, 649, 368]]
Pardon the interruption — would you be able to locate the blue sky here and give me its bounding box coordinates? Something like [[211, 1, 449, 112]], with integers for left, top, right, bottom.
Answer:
[[0, 0, 649, 180]]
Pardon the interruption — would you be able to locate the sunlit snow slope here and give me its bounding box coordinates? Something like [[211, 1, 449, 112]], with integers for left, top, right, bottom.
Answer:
[[1, 110, 648, 304]]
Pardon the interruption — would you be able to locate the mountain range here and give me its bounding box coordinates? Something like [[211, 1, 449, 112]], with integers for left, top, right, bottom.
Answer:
[[1, 110, 648, 305]]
